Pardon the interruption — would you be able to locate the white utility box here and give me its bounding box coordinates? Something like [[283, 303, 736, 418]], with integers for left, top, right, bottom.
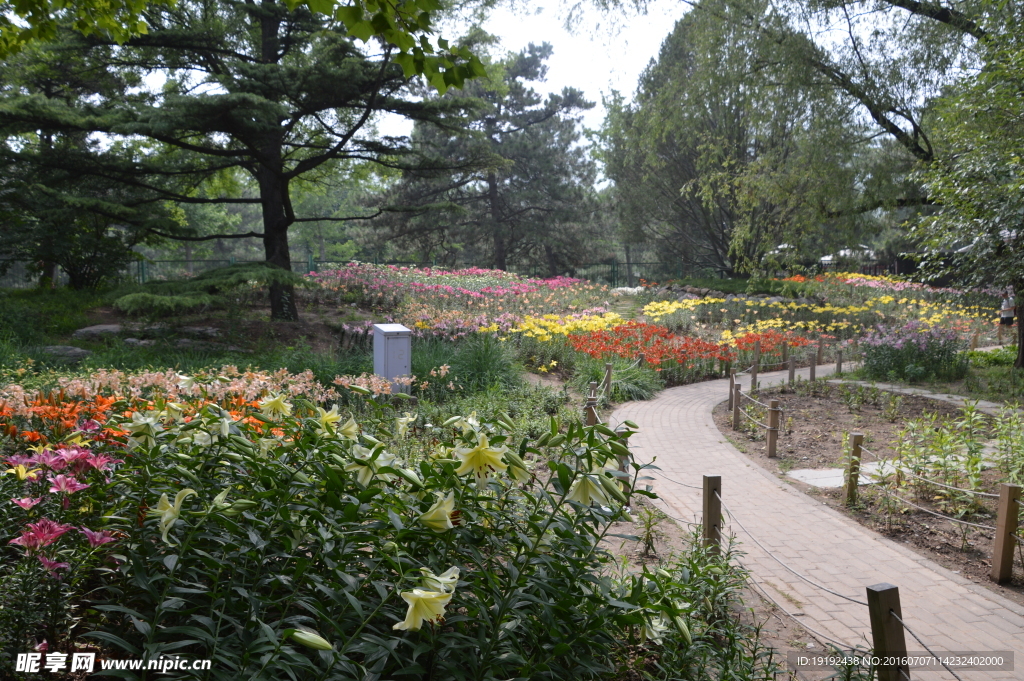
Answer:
[[373, 323, 412, 392]]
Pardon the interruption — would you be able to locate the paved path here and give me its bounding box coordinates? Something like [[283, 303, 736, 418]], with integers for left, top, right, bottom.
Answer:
[[612, 365, 1024, 680]]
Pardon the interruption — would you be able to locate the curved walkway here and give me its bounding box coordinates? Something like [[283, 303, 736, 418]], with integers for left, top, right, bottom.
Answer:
[[612, 366, 1024, 680]]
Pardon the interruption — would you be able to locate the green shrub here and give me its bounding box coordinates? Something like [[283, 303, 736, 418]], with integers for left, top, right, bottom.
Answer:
[[450, 333, 520, 393], [571, 356, 663, 402], [968, 345, 1016, 367]]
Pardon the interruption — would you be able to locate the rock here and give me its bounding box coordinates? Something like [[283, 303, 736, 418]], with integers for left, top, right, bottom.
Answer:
[[71, 324, 122, 340], [707, 290, 727, 298], [123, 338, 155, 347], [180, 326, 221, 339], [39, 346, 92, 363]]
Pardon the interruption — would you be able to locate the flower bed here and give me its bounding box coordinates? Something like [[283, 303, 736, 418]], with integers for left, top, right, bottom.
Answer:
[[0, 373, 773, 679]]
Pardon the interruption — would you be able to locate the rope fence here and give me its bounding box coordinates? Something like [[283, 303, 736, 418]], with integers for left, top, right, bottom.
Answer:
[[663, 472, 1016, 680]]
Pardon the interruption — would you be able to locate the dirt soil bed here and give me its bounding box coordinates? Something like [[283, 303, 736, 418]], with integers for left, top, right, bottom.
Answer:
[[713, 381, 1024, 609]]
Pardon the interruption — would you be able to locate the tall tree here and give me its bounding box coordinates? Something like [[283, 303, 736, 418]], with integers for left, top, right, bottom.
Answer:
[[0, 0, 483, 317], [602, 0, 867, 275], [370, 42, 602, 273], [915, 19, 1024, 365]]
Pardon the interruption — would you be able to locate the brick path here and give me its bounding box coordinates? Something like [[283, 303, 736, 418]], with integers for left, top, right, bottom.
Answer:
[[612, 366, 1024, 680]]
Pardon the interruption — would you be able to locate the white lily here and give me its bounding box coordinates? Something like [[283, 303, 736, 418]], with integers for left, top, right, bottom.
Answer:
[[344, 446, 396, 487], [395, 412, 416, 438], [418, 492, 455, 532], [149, 488, 197, 546], [392, 589, 453, 631], [420, 566, 459, 592], [126, 411, 163, 449]]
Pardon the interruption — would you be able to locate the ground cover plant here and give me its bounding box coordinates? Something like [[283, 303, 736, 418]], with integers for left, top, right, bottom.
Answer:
[[0, 367, 782, 680]]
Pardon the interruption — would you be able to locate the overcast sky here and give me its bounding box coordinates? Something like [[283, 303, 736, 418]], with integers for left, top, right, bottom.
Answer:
[[378, 0, 687, 136]]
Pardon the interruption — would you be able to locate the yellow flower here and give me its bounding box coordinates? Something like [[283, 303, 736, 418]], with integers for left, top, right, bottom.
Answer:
[[454, 434, 508, 484], [149, 488, 197, 546], [419, 492, 455, 532], [338, 418, 359, 440], [260, 394, 292, 419], [4, 464, 42, 481], [316, 405, 342, 433], [395, 412, 416, 438], [565, 467, 611, 506], [392, 589, 453, 631]]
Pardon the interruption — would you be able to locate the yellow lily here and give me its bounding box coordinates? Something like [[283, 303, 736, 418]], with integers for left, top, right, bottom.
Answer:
[[420, 566, 459, 592], [418, 492, 455, 532], [454, 434, 508, 484], [392, 589, 453, 631], [259, 394, 292, 418], [316, 405, 342, 434]]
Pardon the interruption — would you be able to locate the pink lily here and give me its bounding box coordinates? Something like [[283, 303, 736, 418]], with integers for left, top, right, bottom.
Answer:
[[80, 527, 117, 547], [48, 474, 90, 495], [37, 556, 70, 577], [9, 518, 74, 551], [11, 497, 42, 510]]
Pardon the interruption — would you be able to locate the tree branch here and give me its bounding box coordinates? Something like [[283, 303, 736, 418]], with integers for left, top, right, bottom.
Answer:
[[148, 229, 265, 241]]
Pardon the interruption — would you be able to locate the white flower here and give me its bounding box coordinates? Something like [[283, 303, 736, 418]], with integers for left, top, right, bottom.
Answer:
[[149, 488, 196, 546], [420, 566, 459, 592], [392, 589, 453, 631], [259, 394, 292, 418], [344, 446, 396, 487], [418, 492, 455, 532], [395, 412, 416, 438]]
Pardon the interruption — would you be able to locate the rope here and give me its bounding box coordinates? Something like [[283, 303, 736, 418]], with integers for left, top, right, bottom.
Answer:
[[714, 491, 870, 607], [744, 572, 864, 652], [882, 489, 997, 531], [738, 408, 771, 430], [889, 610, 966, 681], [650, 469, 703, 490], [738, 391, 771, 409], [857, 446, 880, 462], [898, 468, 999, 498], [734, 364, 755, 376]]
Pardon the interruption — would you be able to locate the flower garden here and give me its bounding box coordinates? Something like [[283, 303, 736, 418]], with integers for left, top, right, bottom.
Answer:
[[0, 264, 1009, 679]]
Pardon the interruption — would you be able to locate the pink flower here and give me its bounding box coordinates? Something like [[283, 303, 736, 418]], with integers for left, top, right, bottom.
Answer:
[[9, 518, 73, 552], [32, 450, 68, 471], [11, 497, 42, 510], [84, 453, 124, 471], [80, 527, 117, 547], [48, 474, 90, 494], [37, 555, 70, 577]]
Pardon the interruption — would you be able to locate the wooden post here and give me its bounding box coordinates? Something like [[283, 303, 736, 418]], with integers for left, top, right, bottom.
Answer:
[[750, 340, 760, 392], [732, 385, 741, 430], [836, 347, 843, 375], [991, 483, 1022, 584], [816, 337, 824, 365], [970, 330, 979, 350], [845, 433, 863, 506], [585, 381, 598, 426], [728, 369, 735, 410], [809, 354, 816, 383], [787, 348, 796, 385], [603, 362, 613, 399], [866, 583, 910, 681], [767, 399, 780, 458], [638, 352, 645, 366], [703, 474, 721, 553]]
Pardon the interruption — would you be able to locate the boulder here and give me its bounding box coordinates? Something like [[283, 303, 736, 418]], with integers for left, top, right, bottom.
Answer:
[[123, 338, 156, 347], [40, 346, 92, 363], [180, 326, 221, 339], [71, 324, 122, 340], [707, 290, 727, 299]]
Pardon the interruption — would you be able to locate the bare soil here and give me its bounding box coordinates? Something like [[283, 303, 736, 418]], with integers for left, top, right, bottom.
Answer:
[[712, 382, 1024, 609]]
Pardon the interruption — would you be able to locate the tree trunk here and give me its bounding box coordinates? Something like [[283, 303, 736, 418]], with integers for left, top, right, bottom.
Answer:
[[38, 260, 56, 288], [544, 244, 558, 278], [257, 1, 298, 321], [488, 170, 506, 271], [258, 161, 298, 321]]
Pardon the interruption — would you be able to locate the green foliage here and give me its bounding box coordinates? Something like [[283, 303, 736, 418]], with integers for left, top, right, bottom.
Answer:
[[113, 263, 309, 317], [449, 333, 520, 393], [571, 356, 663, 403], [967, 346, 1016, 368]]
